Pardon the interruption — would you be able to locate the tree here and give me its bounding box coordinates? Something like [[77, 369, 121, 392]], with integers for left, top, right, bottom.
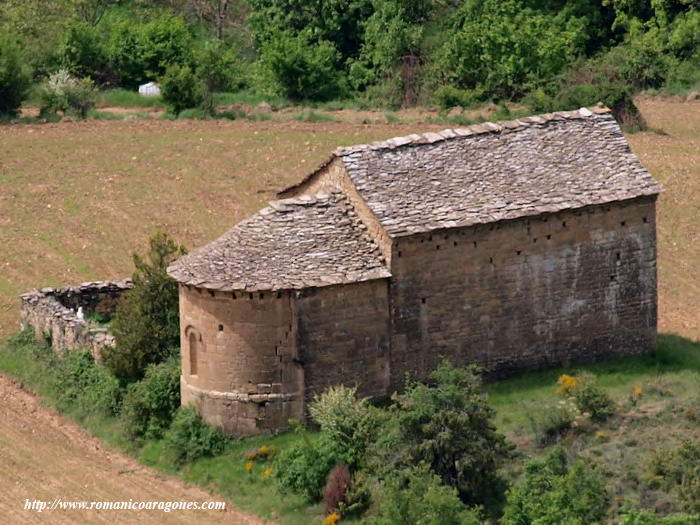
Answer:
[[160, 63, 204, 114], [195, 39, 238, 113], [502, 447, 610, 525], [390, 360, 514, 509], [0, 30, 31, 116], [102, 232, 186, 383]]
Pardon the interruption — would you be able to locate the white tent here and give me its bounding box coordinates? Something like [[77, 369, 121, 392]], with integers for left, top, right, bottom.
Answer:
[[138, 81, 161, 97]]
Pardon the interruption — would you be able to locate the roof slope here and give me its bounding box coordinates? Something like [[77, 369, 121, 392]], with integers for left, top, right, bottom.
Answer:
[[331, 107, 661, 237], [167, 192, 390, 292]]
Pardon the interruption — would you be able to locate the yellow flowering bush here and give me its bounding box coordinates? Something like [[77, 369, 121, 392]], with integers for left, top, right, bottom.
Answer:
[[556, 374, 580, 395], [322, 512, 341, 525], [262, 468, 273, 480], [245, 461, 254, 473]]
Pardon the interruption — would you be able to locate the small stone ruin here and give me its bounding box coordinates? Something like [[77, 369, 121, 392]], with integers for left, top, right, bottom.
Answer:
[[20, 280, 132, 359]]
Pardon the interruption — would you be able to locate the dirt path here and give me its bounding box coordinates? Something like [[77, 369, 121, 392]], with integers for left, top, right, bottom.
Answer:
[[0, 373, 268, 524]]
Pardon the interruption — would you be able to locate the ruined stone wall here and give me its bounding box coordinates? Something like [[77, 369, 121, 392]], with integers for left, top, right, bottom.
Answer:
[[19, 280, 132, 359], [296, 279, 391, 404], [389, 196, 657, 390], [178, 285, 303, 436]]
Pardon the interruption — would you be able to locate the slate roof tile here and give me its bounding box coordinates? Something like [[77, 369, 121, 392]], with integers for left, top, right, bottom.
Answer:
[[167, 192, 390, 291]]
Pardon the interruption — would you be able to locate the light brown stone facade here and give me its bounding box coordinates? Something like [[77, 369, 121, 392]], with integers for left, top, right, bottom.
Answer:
[[388, 196, 657, 389]]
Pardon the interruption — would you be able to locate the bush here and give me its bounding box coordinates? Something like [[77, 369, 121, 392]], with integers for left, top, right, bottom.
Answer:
[[557, 372, 616, 422], [109, 15, 194, 89], [526, 398, 586, 447], [308, 385, 382, 470], [647, 440, 700, 514], [120, 357, 180, 440], [0, 31, 32, 117], [38, 70, 97, 119], [196, 40, 239, 114], [57, 21, 111, 84], [274, 431, 337, 502], [371, 464, 482, 525], [434, 86, 484, 110], [619, 509, 700, 525], [54, 350, 122, 417], [166, 406, 228, 464], [502, 447, 609, 525], [390, 360, 513, 509], [102, 231, 186, 383], [160, 64, 204, 115], [261, 31, 343, 101], [324, 463, 351, 514]]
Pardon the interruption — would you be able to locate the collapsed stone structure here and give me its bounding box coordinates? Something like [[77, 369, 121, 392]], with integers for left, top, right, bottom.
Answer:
[[167, 106, 662, 436], [20, 280, 132, 359]]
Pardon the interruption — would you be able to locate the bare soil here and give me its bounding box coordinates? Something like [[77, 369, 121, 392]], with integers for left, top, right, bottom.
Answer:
[[0, 372, 267, 524]]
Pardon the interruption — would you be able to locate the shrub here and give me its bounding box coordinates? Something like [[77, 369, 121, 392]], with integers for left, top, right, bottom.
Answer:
[[565, 372, 616, 422], [54, 350, 122, 417], [308, 385, 381, 470], [502, 447, 609, 525], [57, 21, 110, 84], [109, 15, 194, 89], [160, 64, 204, 115], [166, 406, 228, 464], [0, 31, 32, 117], [120, 356, 180, 440], [619, 509, 700, 525], [102, 231, 186, 384], [338, 470, 372, 518], [38, 70, 97, 119], [390, 360, 513, 509], [526, 398, 587, 447], [371, 464, 482, 525], [434, 85, 484, 110], [196, 40, 239, 114], [647, 440, 700, 514], [261, 30, 343, 101], [274, 431, 337, 502], [324, 463, 351, 514]]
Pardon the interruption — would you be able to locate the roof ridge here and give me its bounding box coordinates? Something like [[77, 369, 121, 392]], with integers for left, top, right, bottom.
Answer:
[[333, 105, 612, 157]]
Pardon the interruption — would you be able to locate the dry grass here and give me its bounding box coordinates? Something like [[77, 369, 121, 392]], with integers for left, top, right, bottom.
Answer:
[[0, 99, 698, 343]]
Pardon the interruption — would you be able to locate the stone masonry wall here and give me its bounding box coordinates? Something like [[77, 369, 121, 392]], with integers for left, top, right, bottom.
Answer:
[[178, 284, 303, 436], [389, 196, 657, 390], [19, 280, 132, 360], [296, 279, 391, 404]]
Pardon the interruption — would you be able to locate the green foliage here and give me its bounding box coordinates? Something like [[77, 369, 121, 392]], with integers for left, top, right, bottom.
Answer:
[[120, 356, 180, 441], [260, 31, 343, 101], [109, 14, 193, 89], [292, 109, 335, 122], [0, 30, 31, 117], [434, 86, 484, 110], [502, 447, 609, 525], [57, 21, 110, 84], [273, 431, 337, 502], [371, 464, 482, 525], [647, 440, 700, 514], [568, 372, 616, 422], [526, 399, 581, 447], [195, 39, 239, 114], [308, 385, 382, 470], [619, 509, 700, 525], [54, 350, 122, 417], [432, 0, 587, 98], [102, 231, 186, 384], [38, 69, 97, 119], [166, 405, 229, 465], [159, 64, 204, 115]]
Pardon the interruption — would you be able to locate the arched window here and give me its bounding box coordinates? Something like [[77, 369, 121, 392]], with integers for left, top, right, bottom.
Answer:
[[189, 332, 199, 376]]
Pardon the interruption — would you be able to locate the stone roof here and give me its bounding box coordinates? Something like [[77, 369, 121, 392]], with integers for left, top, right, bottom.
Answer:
[[167, 192, 390, 292], [285, 106, 662, 237]]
